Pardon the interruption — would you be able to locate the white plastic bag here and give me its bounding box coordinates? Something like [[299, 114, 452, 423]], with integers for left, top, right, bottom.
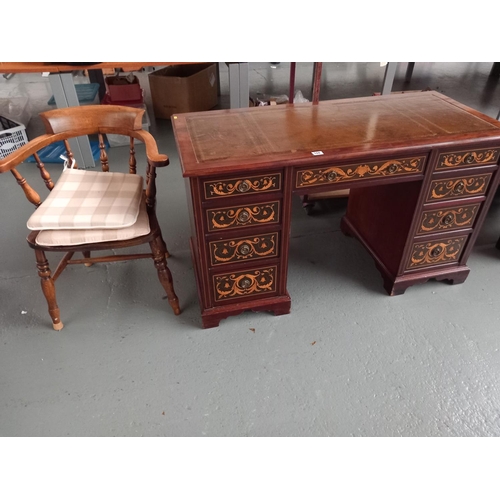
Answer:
[[293, 90, 309, 103]]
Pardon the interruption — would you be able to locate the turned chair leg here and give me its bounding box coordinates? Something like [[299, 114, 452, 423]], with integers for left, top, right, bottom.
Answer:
[[149, 236, 180, 315], [160, 236, 171, 259], [82, 251, 93, 266], [35, 249, 64, 330]]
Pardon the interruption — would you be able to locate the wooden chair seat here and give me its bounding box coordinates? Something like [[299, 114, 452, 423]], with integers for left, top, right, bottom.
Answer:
[[0, 104, 181, 330]]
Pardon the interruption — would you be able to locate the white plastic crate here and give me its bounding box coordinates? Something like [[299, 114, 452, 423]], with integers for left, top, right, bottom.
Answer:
[[0, 115, 29, 159]]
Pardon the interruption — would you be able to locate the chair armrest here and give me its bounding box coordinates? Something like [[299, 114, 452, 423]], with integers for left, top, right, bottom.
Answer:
[[0, 135, 55, 173], [132, 130, 169, 168]]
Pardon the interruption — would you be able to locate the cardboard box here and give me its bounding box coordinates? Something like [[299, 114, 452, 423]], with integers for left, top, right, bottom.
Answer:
[[148, 63, 218, 119]]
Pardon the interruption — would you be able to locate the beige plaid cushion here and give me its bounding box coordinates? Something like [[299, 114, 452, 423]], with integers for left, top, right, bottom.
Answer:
[[35, 197, 150, 246], [27, 169, 143, 230]]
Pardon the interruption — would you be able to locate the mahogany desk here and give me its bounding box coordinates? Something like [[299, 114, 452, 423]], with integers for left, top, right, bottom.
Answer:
[[172, 92, 500, 328]]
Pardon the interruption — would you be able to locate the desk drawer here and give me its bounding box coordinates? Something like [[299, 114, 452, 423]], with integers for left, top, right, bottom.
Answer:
[[417, 203, 481, 235], [206, 201, 280, 232], [436, 148, 500, 171], [209, 232, 279, 266], [406, 236, 468, 270], [203, 173, 281, 200], [212, 265, 278, 302], [295, 155, 425, 188], [426, 174, 492, 202]]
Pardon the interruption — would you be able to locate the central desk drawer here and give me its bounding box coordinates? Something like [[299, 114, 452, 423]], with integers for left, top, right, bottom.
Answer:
[[426, 174, 492, 202], [203, 173, 281, 200], [212, 265, 278, 303], [209, 232, 279, 266], [206, 201, 280, 232], [295, 155, 425, 188]]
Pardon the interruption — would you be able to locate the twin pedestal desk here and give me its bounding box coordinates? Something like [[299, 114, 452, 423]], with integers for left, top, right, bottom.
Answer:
[[172, 91, 500, 328]]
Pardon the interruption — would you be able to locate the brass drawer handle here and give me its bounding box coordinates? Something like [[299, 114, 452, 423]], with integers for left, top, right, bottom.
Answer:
[[453, 181, 465, 194], [326, 171, 337, 181], [237, 180, 250, 193], [237, 209, 250, 223], [464, 153, 475, 164], [388, 163, 398, 173], [430, 246, 443, 257], [408, 237, 466, 269], [240, 277, 252, 289], [239, 244, 251, 255], [442, 214, 454, 225]]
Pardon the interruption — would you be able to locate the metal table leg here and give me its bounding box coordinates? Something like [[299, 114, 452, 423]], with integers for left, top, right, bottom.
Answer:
[[228, 63, 249, 108], [381, 62, 398, 95], [405, 62, 415, 83]]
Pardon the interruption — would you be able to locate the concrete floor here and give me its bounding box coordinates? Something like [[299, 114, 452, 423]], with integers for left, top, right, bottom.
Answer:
[[1, 62, 500, 437]]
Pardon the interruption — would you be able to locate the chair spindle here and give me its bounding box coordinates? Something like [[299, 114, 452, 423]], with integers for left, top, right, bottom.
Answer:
[[11, 168, 41, 207], [129, 137, 137, 174], [145, 162, 157, 208], [34, 152, 54, 190], [98, 134, 109, 172], [63, 140, 78, 169]]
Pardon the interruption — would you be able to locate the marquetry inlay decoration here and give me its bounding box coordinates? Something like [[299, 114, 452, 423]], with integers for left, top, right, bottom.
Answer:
[[204, 173, 281, 199], [426, 174, 491, 201], [296, 156, 425, 188], [407, 237, 467, 269], [209, 233, 278, 266], [418, 204, 480, 235], [207, 201, 279, 231], [436, 148, 500, 170], [213, 267, 277, 301]]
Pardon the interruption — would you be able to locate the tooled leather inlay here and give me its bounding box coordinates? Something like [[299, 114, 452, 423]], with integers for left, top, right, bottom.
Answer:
[[213, 267, 277, 301], [408, 237, 467, 269], [418, 205, 480, 234], [210, 233, 278, 266], [427, 175, 491, 201], [437, 149, 499, 169], [204, 174, 281, 198], [207, 202, 279, 231], [296, 156, 425, 187]]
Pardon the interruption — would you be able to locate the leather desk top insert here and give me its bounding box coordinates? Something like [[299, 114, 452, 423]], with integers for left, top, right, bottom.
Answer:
[[173, 91, 500, 328]]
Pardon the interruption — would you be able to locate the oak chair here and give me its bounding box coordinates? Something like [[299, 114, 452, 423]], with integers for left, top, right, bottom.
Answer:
[[0, 104, 180, 330]]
